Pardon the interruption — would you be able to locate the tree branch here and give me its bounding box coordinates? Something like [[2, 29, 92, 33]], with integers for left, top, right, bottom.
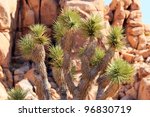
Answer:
[[90, 47, 115, 79], [62, 31, 76, 95]]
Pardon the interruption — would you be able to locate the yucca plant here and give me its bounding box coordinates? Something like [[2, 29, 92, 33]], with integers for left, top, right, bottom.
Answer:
[[81, 15, 103, 39], [52, 9, 82, 99], [30, 24, 49, 45], [107, 26, 124, 49], [53, 9, 81, 43], [90, 47, 105, 67], [49, 45, 64, 88], [92, 26, 125, 77], [18, 34, 35, 60], [51, 8, 130, 100], [49, 45, 63, 68], [57, 9, 81, 30], [53, 22, 67, 43], [8, 88, 27, 100], [97, 58, 134, 99], [106, 58, 134, 84], [18, 24, 51, 100], [77, 26, 124, 99]]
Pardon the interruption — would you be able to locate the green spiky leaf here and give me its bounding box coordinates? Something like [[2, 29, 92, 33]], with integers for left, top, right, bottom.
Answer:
[[49, 45, 63, 68], [29, 24, 49, 45], [90, 47, 105, 66], [57, 9, 81, 30], [107, 26, 124, 49], [53, 21, 68, 43], [106, 58, 134, 84], [18, 34, 35, 60], [8, 88, 28, 100], [81, 15, 103, 38]]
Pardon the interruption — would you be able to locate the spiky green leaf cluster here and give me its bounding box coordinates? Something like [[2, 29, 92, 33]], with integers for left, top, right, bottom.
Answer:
[[8, 88, 28, 100], [106, 58, 134, 84], [53, 21, 68, 43], [18, 24, 50, 60], [29, 24, 49, 45], [53, 9, 81, 42], [18, 34, 35, 59], [107, 26, 124, 49], [81, 15, 103, 38], [58, 9, 81, 30], [49, 45, 64, 68], [90, 47, 105, 66]]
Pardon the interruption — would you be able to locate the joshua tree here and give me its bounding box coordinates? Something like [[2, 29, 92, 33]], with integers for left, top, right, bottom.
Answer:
[[97, 58, 134, 99], [18, 24, 51, 100], [49, 45, 63, 87], [52, 9, 81, 99], [8, 88, 27, 100], [51, 9, 134, 100]]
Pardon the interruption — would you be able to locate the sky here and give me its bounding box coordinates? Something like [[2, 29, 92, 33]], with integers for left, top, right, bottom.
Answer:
[[104, 0, 150, 24]]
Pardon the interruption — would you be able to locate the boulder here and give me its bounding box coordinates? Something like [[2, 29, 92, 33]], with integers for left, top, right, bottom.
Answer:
[[114, 1, 125, 20], [127, 27, 144, 36], [24, 68, 37, 86], [14, 64, 30, 83], [131, 0, 140, 10], [137, 34, 146, 50], [137, 66, 150, 80], [0, 0, 18, 67], [64, 0, 104, 18], [125, 87, 137, 99], [128, 20, 143, 27], [0, 32, 11, 67], [24, 68, 52, 100], [139, 49, 150, 58], [109, 0, 119, 11], [129, 10, 142, 20], [28, 0, 40, 23], [22, 0, 35, 28], [41, 0, 58, 26], [122, 52, 135, 63], [134, 55, 144, 63], [15, 79, 38, 100], [123, 0, 132, 9], [0, 0, 18, 29], [138, 76, 150, 100], [127, 35, 138, 48], [112, 1, 125, 26], [0, 82, 8, 100], [125, 10, 130, 19]]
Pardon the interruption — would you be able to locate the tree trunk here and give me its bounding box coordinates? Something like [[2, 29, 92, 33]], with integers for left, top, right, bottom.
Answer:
[[97, 82, 120, 100], [77, 47, 115, 99], [32, 44, 51, 100]]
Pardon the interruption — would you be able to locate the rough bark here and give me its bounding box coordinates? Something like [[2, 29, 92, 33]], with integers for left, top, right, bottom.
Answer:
[[97, 82, 120, 100], [33, 45, 51, 100], [61, 31, 76, 96], [77, 47, 115, 99]]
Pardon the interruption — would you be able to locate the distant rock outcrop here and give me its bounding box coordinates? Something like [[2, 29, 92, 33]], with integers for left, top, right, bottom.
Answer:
[[0, 0, 150, 100]]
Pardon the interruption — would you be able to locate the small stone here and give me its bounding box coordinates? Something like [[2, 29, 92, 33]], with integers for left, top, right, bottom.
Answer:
[[122, 52, 135, 63], [138, 76, 150, 100]]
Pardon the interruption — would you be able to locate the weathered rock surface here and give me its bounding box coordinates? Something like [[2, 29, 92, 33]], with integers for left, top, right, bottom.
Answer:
[[15, 79, 38, 100], [62, 0, 104, 18], [0, 0, 18, 67], [138, 75, 150, 100], [0, 82, 8, 100]]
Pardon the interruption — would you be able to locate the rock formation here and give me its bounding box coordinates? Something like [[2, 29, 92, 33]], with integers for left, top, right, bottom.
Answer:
[[0, 0, 150, 100]]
